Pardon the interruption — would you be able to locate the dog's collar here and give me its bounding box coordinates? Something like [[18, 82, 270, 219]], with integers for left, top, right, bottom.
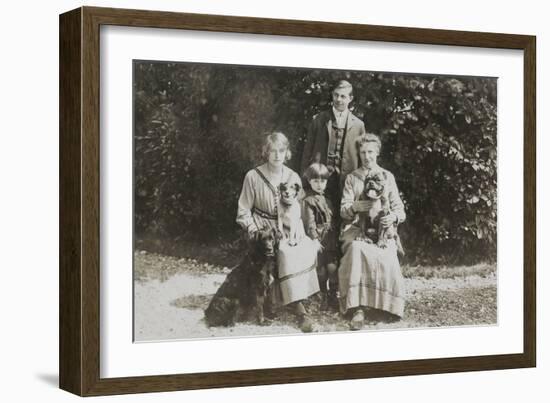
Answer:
[[365, 189, 383, 200], [279, 198, 294, 207], [367, 194, 382, 200]]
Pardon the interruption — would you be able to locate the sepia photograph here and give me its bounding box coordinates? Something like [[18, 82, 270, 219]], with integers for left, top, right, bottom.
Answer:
[[132, 60, 498, 341]]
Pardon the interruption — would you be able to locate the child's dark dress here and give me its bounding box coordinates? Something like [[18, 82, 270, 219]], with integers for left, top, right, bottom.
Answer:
[[302, 190, 338, 266]]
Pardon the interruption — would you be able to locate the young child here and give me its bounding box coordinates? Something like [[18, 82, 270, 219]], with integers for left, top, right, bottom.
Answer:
[[302, 162, 339, 311]]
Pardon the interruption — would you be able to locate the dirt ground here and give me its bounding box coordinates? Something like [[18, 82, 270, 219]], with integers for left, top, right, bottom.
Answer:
[[134, 250, 497, 341]]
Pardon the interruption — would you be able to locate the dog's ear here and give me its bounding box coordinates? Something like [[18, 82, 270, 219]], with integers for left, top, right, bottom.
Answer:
[[278, 182, 286, 192], [252, 227, 268, 242], [273, 228, 283, 241], [292, 182, 301, 193], [251, 231, 262, 242]]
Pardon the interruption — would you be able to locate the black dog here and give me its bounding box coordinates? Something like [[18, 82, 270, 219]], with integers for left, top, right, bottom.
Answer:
[[204, 228, 278, 327]]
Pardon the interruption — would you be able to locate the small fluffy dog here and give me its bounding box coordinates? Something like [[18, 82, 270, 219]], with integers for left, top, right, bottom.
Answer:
[[204, 228, 278, 327], [278, 182, 305, 246], [356, 171, 404, 257]]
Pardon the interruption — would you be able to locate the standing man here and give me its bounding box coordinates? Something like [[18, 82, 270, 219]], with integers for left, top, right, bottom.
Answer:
[[300, 80, 366, 310], [300, 80, 366, 210]]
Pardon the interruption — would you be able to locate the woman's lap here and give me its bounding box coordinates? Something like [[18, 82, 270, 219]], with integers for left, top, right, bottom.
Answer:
[[338, 238, 405, 317], [275, 237, 320, 305]]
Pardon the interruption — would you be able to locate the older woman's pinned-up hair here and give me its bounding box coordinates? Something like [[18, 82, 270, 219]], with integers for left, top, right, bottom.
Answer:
[[355, 133, 382, 154], [261, 131, 292, 162]]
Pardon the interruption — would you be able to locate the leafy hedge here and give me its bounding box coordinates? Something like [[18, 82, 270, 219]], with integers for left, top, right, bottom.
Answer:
[[134, 61, 497, 265]]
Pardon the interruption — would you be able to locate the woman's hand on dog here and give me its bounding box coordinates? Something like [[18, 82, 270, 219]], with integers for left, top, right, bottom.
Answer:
[[352, 200, 374, 213], [313, 239, 324, 253], [248, 227, 259, 240], [380, 213, 397, 228]]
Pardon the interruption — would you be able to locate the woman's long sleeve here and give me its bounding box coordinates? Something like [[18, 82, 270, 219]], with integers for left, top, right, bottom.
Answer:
[[302, 203, 320, 240], [340, 173, 357, 222], [387, 173, 406, 224], [236, 171, 257, 232], [339, 170, 406, 224]]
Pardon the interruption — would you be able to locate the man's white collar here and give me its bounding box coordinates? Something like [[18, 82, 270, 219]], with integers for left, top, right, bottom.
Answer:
[[332, 106, 349, 117]]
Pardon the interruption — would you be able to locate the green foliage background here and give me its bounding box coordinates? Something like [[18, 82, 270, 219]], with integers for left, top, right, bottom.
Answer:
[[134, 61, 497, 265]]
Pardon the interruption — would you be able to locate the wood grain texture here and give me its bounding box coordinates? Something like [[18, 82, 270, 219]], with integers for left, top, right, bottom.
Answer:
[[81, 6, 102, 396], [59, 8, 83, 396], [84, 354, 531, 396], [86, 6, 531, 49], [523, 37, 536, 367], [59, 6, 537, 396]]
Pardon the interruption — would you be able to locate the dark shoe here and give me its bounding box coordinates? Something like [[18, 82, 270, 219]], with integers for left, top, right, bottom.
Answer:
[[383, 312, 402, 323], [327, 291, 339, 312], [264, 309, 277, 320], [369, 308, 401, 324], [350, 309, 364, 331]]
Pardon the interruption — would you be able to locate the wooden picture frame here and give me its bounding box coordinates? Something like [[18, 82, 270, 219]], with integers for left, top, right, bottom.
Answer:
[[59, 6, 536, 396]]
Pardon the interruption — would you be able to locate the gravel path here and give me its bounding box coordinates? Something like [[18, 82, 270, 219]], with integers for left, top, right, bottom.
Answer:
[[134, 251, 497, 341]]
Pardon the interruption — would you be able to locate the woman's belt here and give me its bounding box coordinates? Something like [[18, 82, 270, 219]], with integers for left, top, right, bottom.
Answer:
[[252, 206, 278, 221], [279, 263, 317, 283]]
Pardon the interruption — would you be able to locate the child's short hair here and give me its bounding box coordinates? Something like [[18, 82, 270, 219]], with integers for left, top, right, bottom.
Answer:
[[303, 162, 331, 182], [355, 133, 382, 153]]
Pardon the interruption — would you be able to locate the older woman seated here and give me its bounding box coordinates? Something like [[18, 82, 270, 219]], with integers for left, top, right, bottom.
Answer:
[[338, 133, 406, 330]]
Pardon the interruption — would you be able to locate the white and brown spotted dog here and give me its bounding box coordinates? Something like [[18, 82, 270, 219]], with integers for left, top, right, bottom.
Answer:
[[278, 182, 304, 246]]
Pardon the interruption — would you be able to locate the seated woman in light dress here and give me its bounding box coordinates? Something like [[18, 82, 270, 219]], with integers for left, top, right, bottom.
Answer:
[[236, 132, 320, 332], [338, 133, 406, 330]]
